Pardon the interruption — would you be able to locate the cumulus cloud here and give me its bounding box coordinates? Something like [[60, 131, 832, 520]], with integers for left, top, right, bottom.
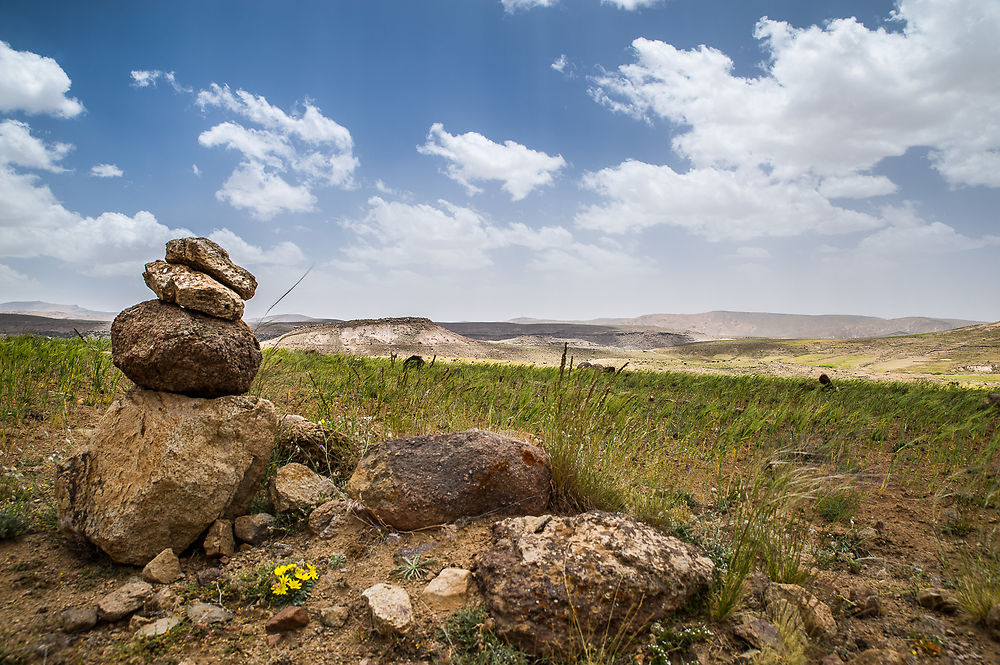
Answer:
[[417, 123, 566, 200], [551, 55, 568, 73], [0, 262, 38, 291], [601, 0, 661, 9], [90, 163, 123, 178], [577, 160, 880, 241], [0, 119, 71, 171], [501, 0, 556, 12], [0, 41, 84, 117], [214, 161, 317, 219], [590, 1, 1000, 189], [342, 196, 571, 270], [196, 83, 358, 219], [858, 204, 1000, 255]]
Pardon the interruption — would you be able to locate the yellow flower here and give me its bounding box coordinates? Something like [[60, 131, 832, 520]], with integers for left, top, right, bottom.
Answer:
[[271, 581, 288, 595], [305, 564, 319, 580], [286, 579, 302, 590]]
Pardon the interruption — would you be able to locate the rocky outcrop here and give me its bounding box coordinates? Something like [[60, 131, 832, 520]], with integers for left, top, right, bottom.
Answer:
[[165, 237, 258, 300], [268, 463, 338, 513], [55, 389, 277, 565], [473, 511, 714, 658], [347, 429, 550, 530], [143, 260, 244, 321], [111, 300, 261, 398]]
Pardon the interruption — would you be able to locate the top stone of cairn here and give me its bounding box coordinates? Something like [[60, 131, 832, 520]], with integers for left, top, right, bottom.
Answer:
[[165, 237, 258, 300]]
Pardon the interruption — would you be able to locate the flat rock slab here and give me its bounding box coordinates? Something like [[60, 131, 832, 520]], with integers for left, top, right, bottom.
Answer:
[[97, 581, 153, 622], [55, 389, 277, 565], [143, 260, 244, 321], [347, 429, 551, 530], [473, 511, 715, 658], [112, 300, 261, 398], [165, 236, 257, 300]]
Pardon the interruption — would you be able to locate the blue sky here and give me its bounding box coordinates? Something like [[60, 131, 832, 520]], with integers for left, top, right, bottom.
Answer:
[[1, 0, 997, 321]]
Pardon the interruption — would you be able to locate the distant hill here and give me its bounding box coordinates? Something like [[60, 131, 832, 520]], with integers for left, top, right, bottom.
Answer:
[[0, 301, 116, 321], [265, 317, 495, 357], [512, 311, 983, 340], [439, 321, 692, 350]]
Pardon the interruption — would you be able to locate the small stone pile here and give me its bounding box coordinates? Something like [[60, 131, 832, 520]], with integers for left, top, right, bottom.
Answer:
[[56, 238, 279, 565], [112, 237, 262, 397]]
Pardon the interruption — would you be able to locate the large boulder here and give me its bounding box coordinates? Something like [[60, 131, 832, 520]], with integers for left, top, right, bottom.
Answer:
[[165, 236, 257, 300], [268, 463, 338, 513], [346, 429, 551, 530], [112, 300, 261, 398], [473, 512, 715, 658], [143, 260, 244, 321], [55, 389, 278, 565]]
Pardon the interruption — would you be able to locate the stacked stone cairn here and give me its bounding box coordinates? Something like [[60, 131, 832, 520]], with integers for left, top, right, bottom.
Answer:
[[55, 237, 279, 565]]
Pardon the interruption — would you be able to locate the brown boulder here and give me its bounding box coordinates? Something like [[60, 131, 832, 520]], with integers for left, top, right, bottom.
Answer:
[[55, 389, 277, 565], [165, 236, 257, 299], [473, 511, 714, 658], [346, 429, 550, 530], [143, 260, 244, 321], [269, 463, 338, 513], [111, 300, 261, 398], [265, 606, 309, 633]]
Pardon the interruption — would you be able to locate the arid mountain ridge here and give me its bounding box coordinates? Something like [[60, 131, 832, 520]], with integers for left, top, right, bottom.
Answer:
[[0, 301, 984, 343]]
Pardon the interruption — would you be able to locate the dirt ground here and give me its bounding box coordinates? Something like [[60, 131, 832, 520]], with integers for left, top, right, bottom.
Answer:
[[2, 397, 1000, 664]]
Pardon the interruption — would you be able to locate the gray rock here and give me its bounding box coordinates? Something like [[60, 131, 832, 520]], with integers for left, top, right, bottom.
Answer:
[[268, 463, 337, 513], [347, 429, 551, 530], [143, 260, 244, 321], [394, 541, 438, 565], [97, 581, 154, 622], [61, 608, 97, 633], [186, 602, 233, 625], [165, 237, 258, 300], [306, 500, 348, 538], [111, 300, 262, 398], [473, 511, 714, 658], [135, 615, 182, 638], [196, 567, 224, 587], [55, 389, 277, 565], [735, 616, 782, 651], [234, 513, 274, 546], [319, 605, 349, 628], [361, 584, 413, 635], [141, 548, 182, 584]]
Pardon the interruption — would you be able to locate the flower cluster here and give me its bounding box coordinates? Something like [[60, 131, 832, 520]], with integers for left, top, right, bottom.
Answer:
[[270, 562, 318, 597]]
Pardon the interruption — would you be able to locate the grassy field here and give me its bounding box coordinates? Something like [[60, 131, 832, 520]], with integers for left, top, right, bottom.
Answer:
[[2, 335, 1000, 663]]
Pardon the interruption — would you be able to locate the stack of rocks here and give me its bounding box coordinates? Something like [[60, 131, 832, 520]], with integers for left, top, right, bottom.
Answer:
[[56, 238, 279, 566]]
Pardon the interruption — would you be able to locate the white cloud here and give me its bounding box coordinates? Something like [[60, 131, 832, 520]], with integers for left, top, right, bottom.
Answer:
[[529, 241, 656, 276], [342, 196, 571, 270], [214, 161, 317, 220], [0, 119, 71, 171], [90, 163, 123, 178], [589, 1, 1000, 189], [577, 160, 880, 241], [129, 69, 189, 93], [858, 204, 1000, 255], [417, 123, 566, 200], [0, 262, 38, 291], [0, 41, 83, 118], [207, 228, 306, 266], [551, 55, 568, 73], [192, 163, 201, 176], [195, 83, 358, 219], [601, 0, 661, 9], [501, 0, 556, 12], [818, 174, 896, 199]]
